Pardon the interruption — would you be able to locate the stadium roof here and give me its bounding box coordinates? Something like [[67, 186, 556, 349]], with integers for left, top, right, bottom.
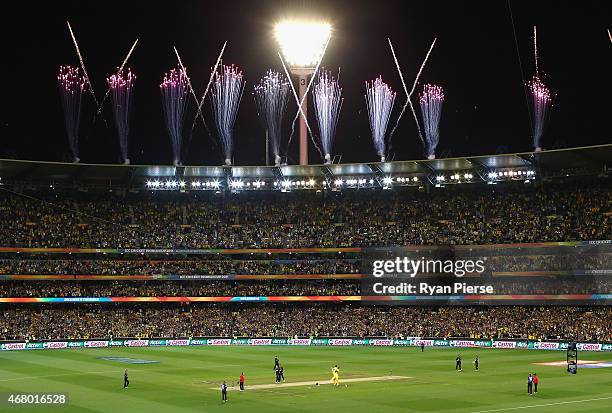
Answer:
[[0, 144, 609, 190]]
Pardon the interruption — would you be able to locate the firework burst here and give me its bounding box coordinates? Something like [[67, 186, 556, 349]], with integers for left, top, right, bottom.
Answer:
[[211, 64, 245, 166], [58, 66, 87, 162], [253, 70, 290, 166], [419, 84, 444, 159], [312, 70, 343, 164], [107, 68, 136, 164], [160, 67, 189, 166], [365, 77, 396, 162], [527, 75, 552, 151]]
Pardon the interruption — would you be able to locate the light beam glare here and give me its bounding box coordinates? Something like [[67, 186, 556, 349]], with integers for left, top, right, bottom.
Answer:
[[274, 22, 331, 67]]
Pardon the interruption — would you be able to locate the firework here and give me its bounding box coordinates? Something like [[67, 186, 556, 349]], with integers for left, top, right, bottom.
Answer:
[[253, 70, 290, 166], [387, 37, 437, 147], [312, 70, 343, 164], [211, 64, 245, 166], [419, 84, 444, 159], [58, 66, 86, 163], [96, 39, 139, 120], [365, 77, 396, 162], [66, 21, 103, 124], [160, 67, 189, 166], [527, 76, 551, 151], [107, 68, 136, 164], [191, 41, 227, 133]]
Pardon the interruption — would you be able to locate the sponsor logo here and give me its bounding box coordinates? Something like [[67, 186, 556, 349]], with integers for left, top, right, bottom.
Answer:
[[67, 341, 83, 348], [451, 340, 476, 348], [329, 339, 353, 346], [493, 341, 517, 349], [289, 339, 311, 346], [149, 340, 166, 346], [578, 343, 602, 351], [167, 339, 189, 346], [124, 340, 149, 347], [250, 339, 272, 346], [84, 341, 109, 348], [189, 339, 207, 346], [1, 343, 26, 351], [535, 342, 559, 350], [109, 340, 124, 347], [208, 339, 232, 346], [44, 342, 68, 349], [372, 339, 393, 346], [414, 339, 434, 347]]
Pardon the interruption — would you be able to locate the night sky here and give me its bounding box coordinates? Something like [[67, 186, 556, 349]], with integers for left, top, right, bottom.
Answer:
[[2, 0, 610, 165]]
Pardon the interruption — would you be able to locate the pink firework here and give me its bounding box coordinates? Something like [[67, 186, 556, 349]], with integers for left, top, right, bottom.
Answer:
[[160, 67, 189, 166], [107, 68, 136, 164], [526, 75, 552, 150], [58, 65, 87, 162], [365, 76, 396, 162], [419, 84, 444, 159]]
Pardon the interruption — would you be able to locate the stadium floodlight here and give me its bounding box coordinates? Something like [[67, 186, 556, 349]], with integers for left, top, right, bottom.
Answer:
[[275, 21, 331, 165], [275, 22, 331, 68], [383, 176, 393, 185]]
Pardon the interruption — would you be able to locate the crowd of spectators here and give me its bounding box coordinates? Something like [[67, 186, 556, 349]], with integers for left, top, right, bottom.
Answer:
[[1, 304, 609, 342], [1, 252, 609, 276], [0, 278, 609, 297], [0, 280, 360, 297], [1, 184, 609, 249], [0, 259, 359, 276]]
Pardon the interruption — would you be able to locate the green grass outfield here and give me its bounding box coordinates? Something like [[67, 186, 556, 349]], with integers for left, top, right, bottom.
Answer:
[[0, 346, 611, 413]]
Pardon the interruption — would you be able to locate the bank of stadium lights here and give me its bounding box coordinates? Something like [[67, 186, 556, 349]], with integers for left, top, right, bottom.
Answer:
[[395, 177, 419, 183], [146, 179, 220, 191], [450, 173, 473, 181], [487, 169, 535, 182]]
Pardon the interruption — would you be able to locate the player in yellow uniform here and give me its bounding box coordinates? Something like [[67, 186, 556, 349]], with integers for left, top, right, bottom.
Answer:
[[331, 365, 340, 386]]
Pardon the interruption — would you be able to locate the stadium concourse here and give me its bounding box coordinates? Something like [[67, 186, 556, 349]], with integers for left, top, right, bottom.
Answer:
[[0, 147, 610, 345]]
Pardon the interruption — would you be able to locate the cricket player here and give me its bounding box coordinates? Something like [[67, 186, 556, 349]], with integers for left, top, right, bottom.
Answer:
[[221, 381, 228, 402], [123, 369, 129, 389], [527, 374, 533, 395], [331, 365, 340, 386]]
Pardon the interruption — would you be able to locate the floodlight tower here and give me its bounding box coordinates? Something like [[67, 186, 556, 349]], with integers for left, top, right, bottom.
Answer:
[[275, 21, 331, 165]]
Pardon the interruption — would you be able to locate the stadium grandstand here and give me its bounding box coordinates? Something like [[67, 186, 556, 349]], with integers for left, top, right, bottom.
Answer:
[[0, 145, 610, 344]]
